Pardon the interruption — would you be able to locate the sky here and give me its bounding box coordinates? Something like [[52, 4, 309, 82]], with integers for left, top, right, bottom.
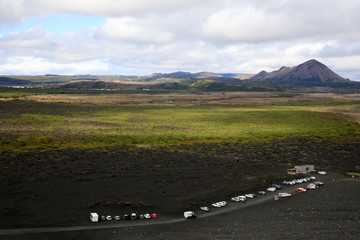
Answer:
[[0, 0, 360, 80]]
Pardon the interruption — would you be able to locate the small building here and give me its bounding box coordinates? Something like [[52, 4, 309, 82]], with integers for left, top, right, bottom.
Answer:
[[287, 165, 314, 175]]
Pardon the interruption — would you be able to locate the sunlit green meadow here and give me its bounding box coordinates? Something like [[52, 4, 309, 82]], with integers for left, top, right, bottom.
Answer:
[[1, 102, 360, 151]]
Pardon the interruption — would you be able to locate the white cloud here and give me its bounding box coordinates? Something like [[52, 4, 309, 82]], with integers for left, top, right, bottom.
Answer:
[[200, 8, 303, 43], [39, 0, 212, 15], [200, 1, 360, 44], [95, 17, 174, 44], [0, 0, 212, 22], [0, 0, 360, 79], [0, 56, 111, 75]]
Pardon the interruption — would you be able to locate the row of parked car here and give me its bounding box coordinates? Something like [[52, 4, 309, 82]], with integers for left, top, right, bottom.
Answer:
[[296, 181, 324, 192], [194, 175, 324, 215], [186, 172, 327, 219], [283, 176, 317, 186], [90, 212, 158, 222]]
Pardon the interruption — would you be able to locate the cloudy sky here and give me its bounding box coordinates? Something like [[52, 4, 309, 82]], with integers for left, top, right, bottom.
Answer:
[[1, 0, 360, 80]]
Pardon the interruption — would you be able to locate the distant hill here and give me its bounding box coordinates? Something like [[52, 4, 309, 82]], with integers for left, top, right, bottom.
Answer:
[[0, 77, 32, 86], [137, 72, 243, 82], [1, 60, 359, 92], [251, 59, 350, 86]]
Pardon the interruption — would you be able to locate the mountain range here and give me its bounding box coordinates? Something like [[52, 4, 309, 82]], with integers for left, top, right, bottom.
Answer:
[[1, 59, 358, 91], [127, 59, 352, 86]]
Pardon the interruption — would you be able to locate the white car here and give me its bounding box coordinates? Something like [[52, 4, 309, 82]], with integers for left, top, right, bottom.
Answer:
[[212, 202, 221, 208], [200, 206, 210, 212], [231, 196, 246, 202], [219, 201, 227, 206], [306, 183, 317, 190], [106, 215, 112, 221], [245, 194, 254, 199], [258, 191, 266, 195], [310, 176, 316, 181], [212, 201, 227, 207], [144, 213, 151, 219], [267, 187, 276, 192], [279, 193, 292, 198], [284, 180, 295, 186], [295, 179, 303, 184], [131, 213, 137, 220], [184, 211, 197, 219], [314, 181, 324, 186], [318, 171, 327, 175]]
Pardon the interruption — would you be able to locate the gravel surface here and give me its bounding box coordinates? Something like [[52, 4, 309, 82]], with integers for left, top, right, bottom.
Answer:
[[0, 137, 359, 239], [1, 173, 359, 240]]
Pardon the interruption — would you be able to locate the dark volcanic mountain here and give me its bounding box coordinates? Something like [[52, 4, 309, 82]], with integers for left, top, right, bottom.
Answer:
[[251, 59, 350, 85]]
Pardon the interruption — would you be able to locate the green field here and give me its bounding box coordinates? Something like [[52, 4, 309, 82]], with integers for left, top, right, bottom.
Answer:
[[1, 101, 359, 152]]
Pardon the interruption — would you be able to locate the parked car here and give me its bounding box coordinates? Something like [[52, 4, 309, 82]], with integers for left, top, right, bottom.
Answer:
[[314, 181, 324, 186], [258, 191, 266, 195], [231, 196, 246, 202], [318, 171, 327, 175], [245, 194, 254, 199], [272, 184, 282, 189], [296, 188, 307, 193], [283, 181, 295, 186], [231, 197, 239, 202], [106, 215, 112, 221], [144, 213, 151, 219], [306, 183, 317, 190], [200, 206, 210, 212], [100, 215, 106, 221], [184, 211, 197, 219], [123, 214, 130, 220], [309, 176, 316, 181], [131, 213, 137, 220], [139, 214, 145, 220], [90, 213, 99, 222], [212, 201, 227, 207], [279, 193, 292, 198], [212, 202, 221, 208], [114, 215, 121, 221], [295, 179, 303, 184], [267, 187, 276, 192], [151, 213, 158, 219]]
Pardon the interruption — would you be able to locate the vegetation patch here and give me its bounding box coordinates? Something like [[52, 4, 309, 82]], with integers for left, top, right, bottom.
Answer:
[[1, 101, 360, 152]]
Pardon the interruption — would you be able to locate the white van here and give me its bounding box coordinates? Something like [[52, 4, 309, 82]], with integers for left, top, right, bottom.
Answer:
[[184, 211, 197, 219], [90, 213, 99, 222]]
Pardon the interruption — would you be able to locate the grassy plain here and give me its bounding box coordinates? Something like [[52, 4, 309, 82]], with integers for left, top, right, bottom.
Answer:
[[1, 91, 360, 152]]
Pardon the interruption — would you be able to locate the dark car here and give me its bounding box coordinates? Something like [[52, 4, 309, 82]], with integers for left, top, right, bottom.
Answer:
[[272, 184, 282, 189], [100, 215, 106, 221], [123, 214, 130, 220]]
